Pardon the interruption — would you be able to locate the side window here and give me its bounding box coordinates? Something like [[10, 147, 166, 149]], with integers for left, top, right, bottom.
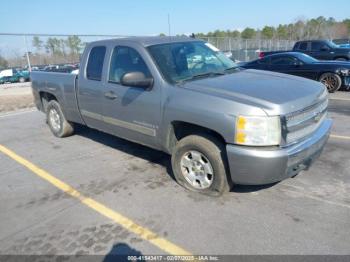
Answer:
[[298, 42, 308, 51], [257, 57, 269, 65], [311, 42, 322, 51], [86, 46, 106, 81], [109, 46, 151, 83], [271, 56, 296, 65]]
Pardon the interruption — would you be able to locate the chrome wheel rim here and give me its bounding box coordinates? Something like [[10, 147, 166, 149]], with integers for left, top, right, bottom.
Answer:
[[49, 108, 61, 131], [180, 150, 214, 189], [320, 75, 338, 90]]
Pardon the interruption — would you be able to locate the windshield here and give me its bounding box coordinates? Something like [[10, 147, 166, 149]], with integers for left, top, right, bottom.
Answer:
[[327, 40, 339, 49], [147, 41, 238, 83], [295, 53, 318, 63]]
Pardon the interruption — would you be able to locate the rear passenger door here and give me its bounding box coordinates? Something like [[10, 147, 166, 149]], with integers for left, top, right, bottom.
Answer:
[[78, 45, 109, 130], [102, 44, 161, 148]]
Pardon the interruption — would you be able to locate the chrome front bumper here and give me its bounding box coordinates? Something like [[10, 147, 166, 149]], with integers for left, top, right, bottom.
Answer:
[[226, 119, 332, 185]]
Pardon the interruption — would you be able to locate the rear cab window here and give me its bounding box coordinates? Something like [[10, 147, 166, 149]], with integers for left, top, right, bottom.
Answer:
[[297, 42, 308, 51], [311, 41, 323, 51], [86, 46, 106, 81]]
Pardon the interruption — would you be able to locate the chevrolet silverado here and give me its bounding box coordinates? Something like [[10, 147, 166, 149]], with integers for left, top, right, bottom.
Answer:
[[31, 37, 332, 196]]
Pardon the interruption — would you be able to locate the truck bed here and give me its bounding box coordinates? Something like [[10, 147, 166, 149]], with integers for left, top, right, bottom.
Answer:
[[31, 71, 84, 124]]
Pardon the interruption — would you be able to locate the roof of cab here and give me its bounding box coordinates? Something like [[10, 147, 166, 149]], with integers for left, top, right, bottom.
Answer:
[[88, 36, 202, 47]]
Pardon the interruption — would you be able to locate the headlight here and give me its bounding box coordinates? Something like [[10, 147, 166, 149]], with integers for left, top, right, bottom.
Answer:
[[235, 115, 281, 146]]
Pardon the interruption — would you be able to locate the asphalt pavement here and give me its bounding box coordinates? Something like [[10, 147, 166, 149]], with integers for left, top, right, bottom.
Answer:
[[0, 94, 349, 257]]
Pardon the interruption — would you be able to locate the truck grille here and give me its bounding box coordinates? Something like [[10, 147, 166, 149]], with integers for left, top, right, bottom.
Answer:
[[284, 99, 328, 145]]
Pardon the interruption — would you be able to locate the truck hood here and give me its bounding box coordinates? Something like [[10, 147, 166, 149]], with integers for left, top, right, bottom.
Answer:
[[182, 69, 326, 116]]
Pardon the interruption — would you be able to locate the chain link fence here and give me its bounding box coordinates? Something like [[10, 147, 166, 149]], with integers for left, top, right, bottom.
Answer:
[[200, 37, 295, 61], [0, 34, 296, 70]]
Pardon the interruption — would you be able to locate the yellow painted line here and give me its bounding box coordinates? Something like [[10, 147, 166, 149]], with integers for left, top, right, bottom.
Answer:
[[0, 144, 191, 256], [330, 134, 350, 140]]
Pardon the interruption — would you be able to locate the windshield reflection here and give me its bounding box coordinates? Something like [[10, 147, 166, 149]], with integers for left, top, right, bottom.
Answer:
[[148, 41, 238, 83]]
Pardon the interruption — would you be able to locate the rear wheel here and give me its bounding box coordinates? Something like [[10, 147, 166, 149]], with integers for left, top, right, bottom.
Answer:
[[319, 73, 342, 93], [19, 77, 25, 83], [171, 134, 231, 196], [46, 100, 74, 137]]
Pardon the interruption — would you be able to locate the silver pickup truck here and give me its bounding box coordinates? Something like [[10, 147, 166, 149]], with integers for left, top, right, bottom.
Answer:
[[31, 36, 332, 196]]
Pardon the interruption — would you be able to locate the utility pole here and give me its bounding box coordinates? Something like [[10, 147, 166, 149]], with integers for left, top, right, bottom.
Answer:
[[167, 14, 171, 37], [23, 35, 32, 71]]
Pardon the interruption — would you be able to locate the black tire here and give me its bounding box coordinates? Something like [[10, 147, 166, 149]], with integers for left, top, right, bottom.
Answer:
[[171, 134, 231, 196], [46, 100, 74, 137], [19, 77, 25, 83], [319, 73, 342, 93]]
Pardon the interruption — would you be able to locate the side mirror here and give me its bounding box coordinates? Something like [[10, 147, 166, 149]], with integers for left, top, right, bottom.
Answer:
[[120, 72, 154, 89], [320, 46, 330, 51]]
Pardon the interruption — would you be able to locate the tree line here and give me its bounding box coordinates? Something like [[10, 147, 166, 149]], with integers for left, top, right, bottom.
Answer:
[[1, 16, 350, 69], [194, 16, 350, 40], [29, 35, 83, 65], [2, 35, 85, 68], [32, 35, 82, 56], [0, 54, 8, 70]]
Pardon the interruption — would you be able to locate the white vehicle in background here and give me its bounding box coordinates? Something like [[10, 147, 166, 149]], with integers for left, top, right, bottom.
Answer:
[[0, 68, 30, 84], [0, 69, 13, 78], [71, 69, 79, 75]]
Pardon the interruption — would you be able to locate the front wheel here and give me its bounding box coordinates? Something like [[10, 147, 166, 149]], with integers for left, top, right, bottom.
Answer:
[[46, 100, 74, 137], [319, 73, 342, 93], [19, 77, 25, 83], [171, 134, 231, 196]]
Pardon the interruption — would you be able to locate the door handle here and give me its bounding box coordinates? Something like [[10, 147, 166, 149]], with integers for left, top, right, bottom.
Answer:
[[104, 91, 118, 100]]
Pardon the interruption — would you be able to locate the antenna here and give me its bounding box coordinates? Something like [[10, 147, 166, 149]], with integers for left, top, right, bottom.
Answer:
[[167, 14, 171, 37]]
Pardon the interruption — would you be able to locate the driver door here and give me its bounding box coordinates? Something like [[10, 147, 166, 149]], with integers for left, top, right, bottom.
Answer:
[[102, 44, 161, 148]]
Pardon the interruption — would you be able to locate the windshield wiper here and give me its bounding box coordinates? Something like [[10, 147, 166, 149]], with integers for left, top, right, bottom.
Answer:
[[224, 66, 239, 72], [192, 71, 225, 78], [178, 71, 225, 83]]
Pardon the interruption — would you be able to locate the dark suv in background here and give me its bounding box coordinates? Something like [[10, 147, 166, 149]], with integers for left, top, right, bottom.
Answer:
[[260, 40, 350, 61], [293, 40, 350, 61]]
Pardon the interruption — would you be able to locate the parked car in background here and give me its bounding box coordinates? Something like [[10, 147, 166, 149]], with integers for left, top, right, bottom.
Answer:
[[0, 68, 30, 84], [338, 43, 350, 48], [260, 40, 350, 61], [332, 39, 350, 48], [71, 69, 79, 75], [44, 65, 75, 73], [31, 37, 332, 195], [240, 52, 350, 92]]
